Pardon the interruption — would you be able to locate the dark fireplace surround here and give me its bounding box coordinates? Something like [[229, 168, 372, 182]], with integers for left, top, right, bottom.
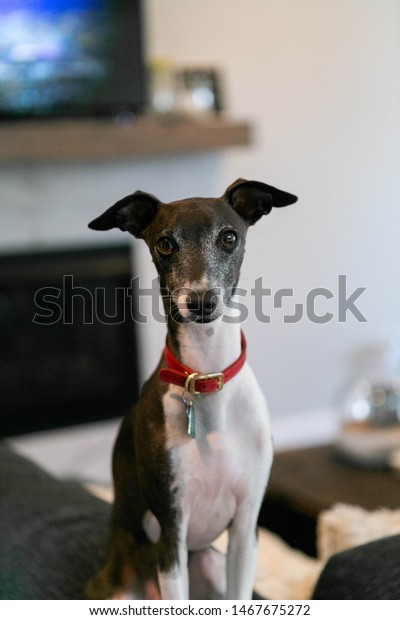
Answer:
[[0, 244, 140, 437]]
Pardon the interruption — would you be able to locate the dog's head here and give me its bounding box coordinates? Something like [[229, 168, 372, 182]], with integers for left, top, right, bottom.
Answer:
[[88, 179, 297, 323]]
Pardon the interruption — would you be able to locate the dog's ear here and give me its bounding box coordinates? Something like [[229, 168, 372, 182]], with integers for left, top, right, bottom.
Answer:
[[88, 191, 160, 238], [224, 178, 297, 225]]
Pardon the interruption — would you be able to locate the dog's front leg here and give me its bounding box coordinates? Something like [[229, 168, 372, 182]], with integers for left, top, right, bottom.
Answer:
[[226, 512, 258, 600], [157, 543, 189, 600]]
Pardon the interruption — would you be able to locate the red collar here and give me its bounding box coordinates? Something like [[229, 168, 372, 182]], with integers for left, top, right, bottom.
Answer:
[[159, 332, 247, 394]]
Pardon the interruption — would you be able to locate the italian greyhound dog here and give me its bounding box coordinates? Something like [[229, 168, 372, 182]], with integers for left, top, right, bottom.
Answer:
[[86, 179, 297, 600]]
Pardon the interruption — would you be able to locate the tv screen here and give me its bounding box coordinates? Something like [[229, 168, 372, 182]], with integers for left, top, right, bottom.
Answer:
[[0, 0, 148, 119]]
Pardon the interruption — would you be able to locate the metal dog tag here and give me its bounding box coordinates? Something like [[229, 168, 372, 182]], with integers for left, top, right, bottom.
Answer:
[[183, 397, 195, 438]]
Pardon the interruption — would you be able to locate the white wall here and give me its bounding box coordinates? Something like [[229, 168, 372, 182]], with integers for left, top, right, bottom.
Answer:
[[2, 0, 400, 441], [146, 0, 400, 423]]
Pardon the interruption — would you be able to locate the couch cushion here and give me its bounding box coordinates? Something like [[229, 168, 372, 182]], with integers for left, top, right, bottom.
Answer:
[[0, 442, 111, 599]]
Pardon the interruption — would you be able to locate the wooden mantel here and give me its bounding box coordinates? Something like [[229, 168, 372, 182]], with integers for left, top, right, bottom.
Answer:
[[0, 116, 251, 164]]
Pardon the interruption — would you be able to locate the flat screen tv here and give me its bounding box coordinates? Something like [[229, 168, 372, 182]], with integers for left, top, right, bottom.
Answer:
[[0, 0, 148, 119]]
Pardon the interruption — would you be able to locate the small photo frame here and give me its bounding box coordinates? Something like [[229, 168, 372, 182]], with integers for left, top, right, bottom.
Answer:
[[175, 68, 223, 116]]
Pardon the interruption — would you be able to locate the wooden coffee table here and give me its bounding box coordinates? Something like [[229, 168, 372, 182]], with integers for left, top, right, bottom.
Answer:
[[258, 444, 400, 556]]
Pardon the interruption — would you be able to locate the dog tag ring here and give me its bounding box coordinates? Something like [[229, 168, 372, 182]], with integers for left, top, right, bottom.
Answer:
[[183, 397, 195, 438]]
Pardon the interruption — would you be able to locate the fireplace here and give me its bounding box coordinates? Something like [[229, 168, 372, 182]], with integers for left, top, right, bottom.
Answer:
[[0, 244, 140, 437]]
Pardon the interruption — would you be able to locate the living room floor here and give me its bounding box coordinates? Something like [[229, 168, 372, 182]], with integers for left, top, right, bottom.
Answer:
[[9, 407, 338, 486]]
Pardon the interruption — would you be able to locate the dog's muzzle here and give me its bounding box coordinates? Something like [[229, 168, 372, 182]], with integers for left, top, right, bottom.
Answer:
[[174, 287, 223, 323]]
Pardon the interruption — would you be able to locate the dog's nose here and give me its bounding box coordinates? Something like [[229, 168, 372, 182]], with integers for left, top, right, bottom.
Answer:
[[187, 288, 220, 322]]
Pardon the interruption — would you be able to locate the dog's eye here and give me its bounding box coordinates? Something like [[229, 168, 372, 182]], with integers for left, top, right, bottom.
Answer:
[[156, 236, 176, 255], [219, 230, 238, 250]]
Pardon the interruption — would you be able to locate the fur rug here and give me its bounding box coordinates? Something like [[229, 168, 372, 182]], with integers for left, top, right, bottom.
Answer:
[[317, 503, 400, 563], [259, 503, 400, 600]]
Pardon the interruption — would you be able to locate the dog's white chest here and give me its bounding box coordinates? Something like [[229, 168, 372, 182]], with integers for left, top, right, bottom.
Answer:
[[179, 431, 241, 550], [163, 366, 272, 551]]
